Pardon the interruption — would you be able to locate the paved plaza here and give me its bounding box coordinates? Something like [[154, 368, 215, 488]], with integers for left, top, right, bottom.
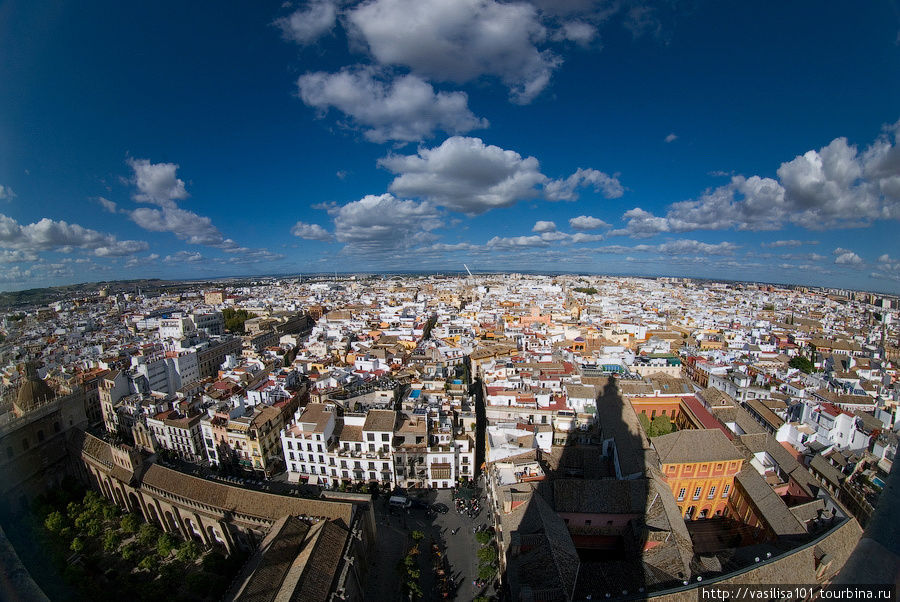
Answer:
[[365, 488, 496, 601]]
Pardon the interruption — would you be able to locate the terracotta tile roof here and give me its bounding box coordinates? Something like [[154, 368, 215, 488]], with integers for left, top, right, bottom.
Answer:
[[362, 409, 396, 432], [653, 429, 744, 465], [140, 464, 354, 525]]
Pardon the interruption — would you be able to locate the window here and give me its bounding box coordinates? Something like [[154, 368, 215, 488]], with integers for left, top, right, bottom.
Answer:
[[367, 433, 375, 441], [707, 486, 716, 499], [318, 455, 324, 464], [382, 433, 389, 441], [289, 452, 295, 460], [317, 444, 323, 452], [287, 441, 293, 450], [693, 486, 702, 500], [22, 439, 29, 451], [369, 444, 376, 452], [585, 520, 592, 526], [677, 488, 686, 501], [722, 484, 730, 498], [54, 422, 60, 433], [37, 430, 44, 442], [6, 447, 12, 459], [291, 462, 297, 472]]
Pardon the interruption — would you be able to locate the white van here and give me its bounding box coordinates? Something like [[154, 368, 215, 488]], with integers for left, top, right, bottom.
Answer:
[[389, 495, 411, 509]]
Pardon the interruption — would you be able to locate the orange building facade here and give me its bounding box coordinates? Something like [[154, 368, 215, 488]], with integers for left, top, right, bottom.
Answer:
[[661, 458, 743, 520]]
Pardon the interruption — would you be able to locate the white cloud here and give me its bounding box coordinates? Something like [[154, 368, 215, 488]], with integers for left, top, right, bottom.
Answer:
[[558, 21, 597, 46], [762, 240, 803, 248], [0, 250, 38, 263], [124, 253, 159, 268], [331, 193, 440, 253], [347, 0, 560, 103], [532, 220, 557, 233], [544, 167, 623, 201], [594, 239, 736, 256], [665, 133, 677, 143], [275, 0, 338, 45], [128, 158, 188, 206], [97, 197, 118, 213], [569, 232, 604, 243], [613, 120, 900, 237], [0, 185, 15, 200], [127, 159, 279, 263], [291, 221, 333, 241], [486, 235, 549, 249], [381, 136, 546, 214], [130, 205, 224, 246], [833, 247, 863, 265], [164, 251, 205, 264], [298, 67, 487, 143], [569, 215, 609, 230], [0, 213, 148, 257]]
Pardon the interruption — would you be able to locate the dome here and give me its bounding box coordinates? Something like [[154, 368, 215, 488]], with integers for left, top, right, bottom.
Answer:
[[14, 365, 55, 415]]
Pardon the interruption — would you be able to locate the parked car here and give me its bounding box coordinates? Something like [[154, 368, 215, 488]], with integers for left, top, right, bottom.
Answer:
[[431, 503, 449, 514]]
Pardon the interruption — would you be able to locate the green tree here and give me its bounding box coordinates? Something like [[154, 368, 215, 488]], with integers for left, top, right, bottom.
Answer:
[[789, 356, 815, 374], [176, 540, 201, 562], [222, 307, 257, 333], [121, 542, 137, 560], [411, 530, 424, 542], [475, 531, 493, 545], [407, 581, 423, 599], [649, 414, 674, 437], [477, 545, 497, 565], [477, 564, 496, 581], [120, 513, 141, 534], [103, 530, 120, 553], [44, 511, 66, 534], [138, 554, 158, 571], [70, 537, 85, 553], [157, 533, 176, 558], [638, 413, 651, 433], [138, 523, 160, 547]]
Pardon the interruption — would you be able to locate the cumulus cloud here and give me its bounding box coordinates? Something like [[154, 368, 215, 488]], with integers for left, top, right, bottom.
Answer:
[[347, 0, 560, 103], [568, 215, 610, 230], [380, 136, 546, 214], [833, 247, 863, 265], [164, 251, 204, 264], [486, 235, 549, 249], [124, 253, 159, 268], [532, 220, 557, 233], [298, 68, 487, 143], [331, 193, 440, 253], [0, 213, 148, 257], [291, 221, 333, 241], [594, 239, 737, 256], [613, 119, 900, 237], [131, 205, 224, 246], [275, 0, 338, 45], [127, 158, 280, 263], [665, 133, 677, 143], [128, 158, 188, 206], [0, 249, 38, 263], [544, 167, 623, 201]]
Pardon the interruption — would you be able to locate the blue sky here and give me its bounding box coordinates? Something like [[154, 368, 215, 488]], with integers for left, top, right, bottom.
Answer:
[[2, 1, 900, 293]]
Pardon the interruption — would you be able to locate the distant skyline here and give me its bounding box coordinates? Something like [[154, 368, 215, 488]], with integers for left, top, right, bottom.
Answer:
[[1, 1, 900, 293]]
